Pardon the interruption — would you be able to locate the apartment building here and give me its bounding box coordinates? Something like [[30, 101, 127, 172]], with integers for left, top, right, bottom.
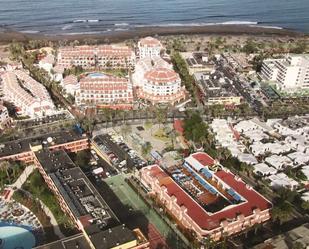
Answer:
[[75, 72, 133, 109], [140, 153, 272, 241], [1, 70, 55, 117], [261, 54, 309, 91], [57, 45, 135, 70], [0, 130, 89, 163]]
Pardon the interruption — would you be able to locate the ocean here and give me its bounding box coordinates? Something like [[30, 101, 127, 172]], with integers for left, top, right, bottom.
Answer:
[[0, 0, 308, 35]]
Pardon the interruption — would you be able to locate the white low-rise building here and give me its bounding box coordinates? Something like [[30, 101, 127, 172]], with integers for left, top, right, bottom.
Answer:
[[52, 65, 64, 82], [62, 75, 79, 96], [268, 173, 299, 190], [250, 142, 292, 157], [265, 155, 293, 170], [301, 192, 309, 202], [287, 152, 309, 166], [254, 163, 277, 176], [243, 129, 269, 142], [38, 54, 55, 72], [211, 119, 257, 165]]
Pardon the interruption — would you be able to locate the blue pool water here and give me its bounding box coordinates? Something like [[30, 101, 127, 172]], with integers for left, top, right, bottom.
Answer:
[[0, 226, 36, 249]]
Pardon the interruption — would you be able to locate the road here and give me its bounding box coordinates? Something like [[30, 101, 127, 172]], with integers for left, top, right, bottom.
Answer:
[[216, 60, 264, 115]]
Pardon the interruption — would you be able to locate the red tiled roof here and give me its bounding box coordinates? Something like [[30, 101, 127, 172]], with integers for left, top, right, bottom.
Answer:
[[147, 165, 272, 231], [229, 124, 241, 141], [63, 75, 78, 85], [144, 68, 179, 85], [174, 119, 184, 135], [192, 152, 215, 167], [139, 37, 161, 47]]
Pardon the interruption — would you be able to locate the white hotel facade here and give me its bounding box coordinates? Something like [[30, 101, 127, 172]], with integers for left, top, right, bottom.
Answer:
[[138, 37, 163, 59], [134, 38, 186, 105], [261, 54, 309, 92]]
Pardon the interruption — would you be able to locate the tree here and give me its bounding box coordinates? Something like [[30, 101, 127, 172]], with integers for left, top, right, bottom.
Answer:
[[155, 107, 167, 128], [0, 161, 11, 184], [271, 201, 293, 225], [141, 142, 153, 158], [75, 151, 91, 170], [277, 187, 298, 203], [301, 201, 309, 211], [169, 130, 177, 149], [202, 236, 216, 249], [121, 124, 132, 138], [183, 112, 209, 145], [242, 39, 258, 55], [290, 40, 308, 54]]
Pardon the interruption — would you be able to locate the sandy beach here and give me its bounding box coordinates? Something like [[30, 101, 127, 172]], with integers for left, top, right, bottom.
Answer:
[[0, 25, 306, 44]]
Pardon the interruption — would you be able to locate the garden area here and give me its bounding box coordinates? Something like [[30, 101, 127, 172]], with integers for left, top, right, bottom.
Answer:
[[20, 169, 77, 236], [0, 161, 26, 189], [12, 190, 59, 242]]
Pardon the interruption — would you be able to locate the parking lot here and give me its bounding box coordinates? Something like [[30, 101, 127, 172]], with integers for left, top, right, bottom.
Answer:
[[93, 134, 146, 173]]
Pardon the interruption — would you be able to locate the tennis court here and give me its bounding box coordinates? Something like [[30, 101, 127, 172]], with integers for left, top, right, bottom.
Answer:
[[104, 174, 187, 249]]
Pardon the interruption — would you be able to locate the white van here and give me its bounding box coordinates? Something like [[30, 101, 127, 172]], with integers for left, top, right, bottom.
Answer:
[[119, 160, 127, 168]]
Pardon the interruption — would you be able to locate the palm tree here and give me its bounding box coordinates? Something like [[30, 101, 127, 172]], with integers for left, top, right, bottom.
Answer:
[[141, 142, 153, 159], [155, 107, 167, 128], [169, 130, 177, 149], [0, 161, 11, 184], [121, 124, 132, 138], [271, 201, 293, 225]]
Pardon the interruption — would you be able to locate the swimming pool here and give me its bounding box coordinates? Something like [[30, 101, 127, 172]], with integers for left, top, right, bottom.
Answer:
[[0, 226, 36, 249]]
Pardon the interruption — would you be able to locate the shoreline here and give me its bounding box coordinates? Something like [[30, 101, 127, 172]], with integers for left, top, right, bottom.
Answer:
[[0, 25, 306, 44]]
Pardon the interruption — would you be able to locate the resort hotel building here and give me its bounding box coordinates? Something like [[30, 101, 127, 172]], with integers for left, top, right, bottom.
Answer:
[[138, 37, 163, 59], [75, 72, 134, 109], [0, 130, 150, 249], [1, 70, 55, 117], [57, 45, 136, 70], [133, 48, 186, 105], [140, 152, 272, 241], [261, 54, 309, 92]]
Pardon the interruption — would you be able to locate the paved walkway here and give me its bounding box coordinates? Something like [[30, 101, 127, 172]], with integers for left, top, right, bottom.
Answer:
[[10, 165, 36, 189], [37, 197, 65, 239]]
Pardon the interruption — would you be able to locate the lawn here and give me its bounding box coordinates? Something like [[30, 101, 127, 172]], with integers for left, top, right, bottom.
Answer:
[[153, 128, 170, 142]]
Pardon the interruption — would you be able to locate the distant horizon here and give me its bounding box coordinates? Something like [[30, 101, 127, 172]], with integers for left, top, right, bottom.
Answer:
[[0, 0, 308, 35]]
